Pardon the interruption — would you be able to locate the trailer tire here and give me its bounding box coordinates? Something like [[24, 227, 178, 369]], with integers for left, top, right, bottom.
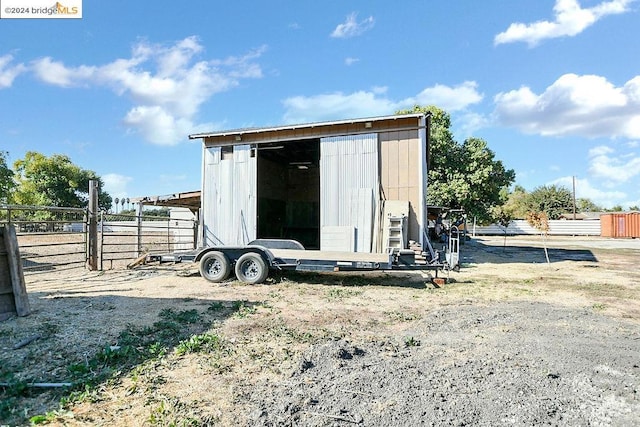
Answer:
[[199, 251, 231, 283], [235, 252, 268, 284]]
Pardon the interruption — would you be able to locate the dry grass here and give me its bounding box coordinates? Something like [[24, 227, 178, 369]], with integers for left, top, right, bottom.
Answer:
[[0, 236, 639, 425]]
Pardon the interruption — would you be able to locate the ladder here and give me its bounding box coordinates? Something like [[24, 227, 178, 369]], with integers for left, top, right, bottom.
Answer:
[[386, 215, 406, 254]]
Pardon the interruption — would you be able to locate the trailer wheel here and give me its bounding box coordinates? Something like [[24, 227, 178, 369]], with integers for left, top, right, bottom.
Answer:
[[199, 251, 231, 283], [235, 252, 268, 284]]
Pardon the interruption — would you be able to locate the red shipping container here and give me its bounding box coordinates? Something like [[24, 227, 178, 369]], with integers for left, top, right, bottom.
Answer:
[[600, 213, 640, 238]]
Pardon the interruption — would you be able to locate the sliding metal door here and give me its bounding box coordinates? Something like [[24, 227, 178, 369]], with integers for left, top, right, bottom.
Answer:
[[203, 145, 256, 246], [320, 134, 379, 252]]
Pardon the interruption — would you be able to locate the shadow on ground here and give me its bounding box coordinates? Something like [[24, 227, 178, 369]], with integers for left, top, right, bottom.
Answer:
[[463, 240, 598, 264], [0, 292, 258, 425]]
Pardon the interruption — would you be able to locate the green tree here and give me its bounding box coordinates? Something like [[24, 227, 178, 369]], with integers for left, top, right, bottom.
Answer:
[[501, 185, 530, 219], [396, 105, 515, 223], [526, 184, 573, 220], [13, 152, 112, 210], [0, 151, 16, 203], [576, 198, 602, 212]]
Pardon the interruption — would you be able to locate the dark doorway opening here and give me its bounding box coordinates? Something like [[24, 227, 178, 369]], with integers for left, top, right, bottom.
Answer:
[[256, 139, 321, 249]]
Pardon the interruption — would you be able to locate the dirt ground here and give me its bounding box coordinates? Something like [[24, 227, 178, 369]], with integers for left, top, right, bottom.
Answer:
[[1, 235, 639, 426]]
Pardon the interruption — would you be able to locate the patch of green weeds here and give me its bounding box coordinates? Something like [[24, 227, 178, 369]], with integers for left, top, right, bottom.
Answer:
[[268, 318, 316, 343], [386, 311, 420, 322], [159, 308, 201, 324], [147, 397, 208, 426], [232, 300, 257, 318], [267, 290, 284, 301], [326, 288, 363, 300], [175, 333, 222, 356], [592, 302, 606, 311], [0, 379, 29, 421], [207, 301, 225, 312], [404, 336, 421, 347], [29, 410, 73, 425], [23, 308, 213, 425], [38, 321, 60, 336]]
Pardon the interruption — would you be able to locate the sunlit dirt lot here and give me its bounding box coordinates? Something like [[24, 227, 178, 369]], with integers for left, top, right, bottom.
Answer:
[[1, 235, 639, 426]]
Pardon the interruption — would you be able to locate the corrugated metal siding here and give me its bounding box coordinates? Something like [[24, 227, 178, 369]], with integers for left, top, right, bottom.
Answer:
[[473, 220, 601, 236], [320, 134, 378, 252], [600, 213, 640, 238], [203, 145, 256, 246]]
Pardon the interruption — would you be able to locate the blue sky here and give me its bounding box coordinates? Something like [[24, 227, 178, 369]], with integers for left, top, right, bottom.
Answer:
[[1, 0, 639, 209]]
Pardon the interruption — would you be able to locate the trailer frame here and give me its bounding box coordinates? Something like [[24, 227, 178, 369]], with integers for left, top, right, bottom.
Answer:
[[148, 234, 459, 284]]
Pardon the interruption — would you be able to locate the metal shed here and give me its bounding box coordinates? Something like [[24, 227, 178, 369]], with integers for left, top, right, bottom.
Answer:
[[189, 113, 430, 254]]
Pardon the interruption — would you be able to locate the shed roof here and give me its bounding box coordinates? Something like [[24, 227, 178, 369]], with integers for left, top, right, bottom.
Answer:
[[188, 113, 427, 145], [130, 190, 201, 211]]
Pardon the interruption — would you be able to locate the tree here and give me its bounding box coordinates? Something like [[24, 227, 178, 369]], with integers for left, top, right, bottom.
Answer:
[[526, 211, 550, 264], [576, 198, 602, 212], [13, 152, 112, 210], [490, 203, 514, 249], [501, 185, 530, 219], [526, 185, 573, 220], [0, 151, 16, 203], [396, 105, 515, 223]]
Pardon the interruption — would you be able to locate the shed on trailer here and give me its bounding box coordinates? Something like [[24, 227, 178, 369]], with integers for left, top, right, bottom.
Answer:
[[189, 113, 430, 254]]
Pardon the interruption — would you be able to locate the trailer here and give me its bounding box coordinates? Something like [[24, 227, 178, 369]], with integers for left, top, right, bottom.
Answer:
[[148, 225, 460, 284]]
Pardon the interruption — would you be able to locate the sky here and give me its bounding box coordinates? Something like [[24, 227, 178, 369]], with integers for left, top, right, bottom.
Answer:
[[1, 0, 639, 210]]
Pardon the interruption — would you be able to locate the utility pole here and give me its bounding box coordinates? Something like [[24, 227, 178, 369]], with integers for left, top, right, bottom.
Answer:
[[572, 176, 577, 220]]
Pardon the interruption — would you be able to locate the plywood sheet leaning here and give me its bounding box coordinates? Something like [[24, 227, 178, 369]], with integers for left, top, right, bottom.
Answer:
[[0, 225, 30, 321]]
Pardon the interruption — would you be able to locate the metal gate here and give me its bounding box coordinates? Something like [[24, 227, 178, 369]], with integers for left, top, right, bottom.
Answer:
[[1, 204, 198, 272], [0, 204, 88, 274], [98, 212, 197, 270]]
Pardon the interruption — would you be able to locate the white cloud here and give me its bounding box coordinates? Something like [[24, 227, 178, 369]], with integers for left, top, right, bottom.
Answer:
[[493, 73, 640, 139], [331, 13, 375, 38], [0, 54, 27, 88], [283, 91, 397, 123], [102, 173, 132, 201], [282, 82, 483, 123], [29, 37, 265, 145], [410, 81, 483, 112], [345, 57, 360, 66], [551, 176, 627, 209], [495, 0, 633, 46], [588, 145, 640, 184]]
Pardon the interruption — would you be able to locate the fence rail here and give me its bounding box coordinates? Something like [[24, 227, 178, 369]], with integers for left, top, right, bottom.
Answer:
[[0, 204, 88, 274], [99, 213, 197, 269], [1, 204, 197, 273]]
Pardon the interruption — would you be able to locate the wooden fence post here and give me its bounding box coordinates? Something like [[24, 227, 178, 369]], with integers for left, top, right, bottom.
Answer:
[[136, 203, 143, 257], [0, 224, 30, 319], [87, 180, 98, 270]]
